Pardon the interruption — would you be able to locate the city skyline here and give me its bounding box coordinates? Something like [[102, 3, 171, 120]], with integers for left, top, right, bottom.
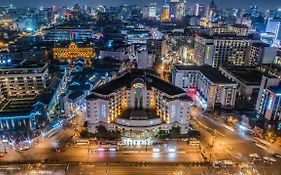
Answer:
[[0, 0, 280, 11], [1, 0, 281, 174]]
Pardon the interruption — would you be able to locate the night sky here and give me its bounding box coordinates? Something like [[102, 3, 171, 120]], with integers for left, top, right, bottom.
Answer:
[[0, 0, 280, 11]]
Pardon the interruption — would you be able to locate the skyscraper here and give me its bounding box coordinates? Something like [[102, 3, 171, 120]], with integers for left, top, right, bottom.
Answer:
[[161, 1, 170, 22], [175, 0, 186, 20], [148, 3, 157, 19], [195, 4, 205, 18], [206, 0, 217, 21], [266, 18, 281, 46], [250, 5, 259, 18], [169, 0, 179, 19], [142, 3, 157, 20], [169, 0, 185, 21]]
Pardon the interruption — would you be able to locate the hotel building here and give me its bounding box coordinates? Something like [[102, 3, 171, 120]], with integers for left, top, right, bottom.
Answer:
[[256, 84, 281, 130], [172, 65, 238, 110], [0, 62, 49, 101], [194, 34, 253, 67], [86, 70, 192, 135]]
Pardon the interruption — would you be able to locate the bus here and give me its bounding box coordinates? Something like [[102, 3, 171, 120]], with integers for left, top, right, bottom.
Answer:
[[75, 140, 90, 145]]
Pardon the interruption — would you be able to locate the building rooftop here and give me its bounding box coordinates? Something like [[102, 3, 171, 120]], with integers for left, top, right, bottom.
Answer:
[[198, 33, 252, 40], [231, 24, 249, 28], [68, 90, 85, 101], [174, 65, 235, 84], [0, 99, 35, 118], [251, 42, 270, 47], [87, 69, 188, 98], [221, 65, 275, 85], [0, 60, 47, 70]]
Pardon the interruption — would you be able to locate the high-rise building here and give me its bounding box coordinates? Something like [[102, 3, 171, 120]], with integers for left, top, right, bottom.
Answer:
[[175, 1, 186, 20], [256, 75, 280, 112], [161, 1, 170, 22], [136, 50, 155, 69], [208, 24, 251, 36], [142, 4, 156, 20], [169, 0, 186, 20], [250, 5, 259, 18], [147, 39, 169, 62], [172, 65, 238, 110], [195, 4, 205, 18], [266, 18, 281, 46], [169, 0, 179, 19], [194, 34, 253, 67], [256, 76, 281, 130], [148, 3, 157, 19], [206, 0, 217, 21], [142, 6, 150, 19], [247, 42, 277, 65], [0, 62, 49, 100]]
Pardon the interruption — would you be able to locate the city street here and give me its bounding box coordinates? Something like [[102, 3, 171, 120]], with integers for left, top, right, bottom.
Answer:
[[190, 106, 281, 172], [0, 163, 210, 175]]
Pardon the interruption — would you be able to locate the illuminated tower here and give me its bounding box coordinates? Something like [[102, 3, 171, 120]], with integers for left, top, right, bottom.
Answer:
[[195, 4, 205, 18], [148, 3, 157, 19], [175, 0, 186, 20], [206, 0, 217, 21], [169, 0, 185, 21], [161, 0, 170, 22]]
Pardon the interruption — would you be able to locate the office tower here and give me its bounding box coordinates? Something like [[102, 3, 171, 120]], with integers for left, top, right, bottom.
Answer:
[[195, 4, 205, 18], [161, 1, 170, 22], [206, 0, 217, 21]]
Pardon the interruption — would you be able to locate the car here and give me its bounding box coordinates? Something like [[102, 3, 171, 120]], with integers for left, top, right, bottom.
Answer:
[[108, 147, 119, 152], [152, 148, 160, 153], [249, 153, 261, 160], [274, 154, 281, 159], [96, 148, 105, 152], [167, 147, 176, 153], [263, 156, 276, 163]]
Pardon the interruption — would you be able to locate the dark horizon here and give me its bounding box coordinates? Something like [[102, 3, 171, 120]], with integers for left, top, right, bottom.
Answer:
[[0, 0, 280, 11]]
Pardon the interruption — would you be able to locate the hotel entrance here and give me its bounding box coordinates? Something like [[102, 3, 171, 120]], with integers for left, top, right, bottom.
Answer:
[[121, 130, 156, 146]]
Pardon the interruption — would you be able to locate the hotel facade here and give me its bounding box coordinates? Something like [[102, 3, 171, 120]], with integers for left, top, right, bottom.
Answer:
[[86, 70, 192, 135], [172, 65, 238, 110]]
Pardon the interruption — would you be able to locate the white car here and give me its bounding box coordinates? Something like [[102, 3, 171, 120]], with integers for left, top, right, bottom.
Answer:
[[249, 153, 260, 160]]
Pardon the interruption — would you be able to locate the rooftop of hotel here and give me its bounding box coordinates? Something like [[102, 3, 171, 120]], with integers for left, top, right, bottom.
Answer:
[[174, 65, 235, 84], [221, 65, 275, 85], [231, 24, 249, 28], [198, 33, 252, 40], [0, 99, 35, 118], [0, 60, 47, 70], [251, 42, 270, 47], [87, 69, 191, 97]]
